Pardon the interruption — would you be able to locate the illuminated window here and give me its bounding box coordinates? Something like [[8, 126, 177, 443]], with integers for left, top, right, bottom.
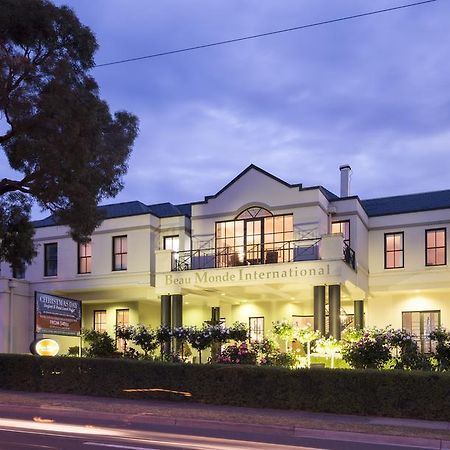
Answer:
[[249, 317, 264, 342], [78, 241, 92, 274], [44, 243, 58, 276], [331, 220, 350, 246], [116, 308, 129, 351], [402, 310, 440, 353], [94, 310, 106, 333], [163, 236, 179, 252], [215, 207, 293, 267], [384, 232, 404, 269], [112, 236, 127, 271], [426, 228, 446, 266]]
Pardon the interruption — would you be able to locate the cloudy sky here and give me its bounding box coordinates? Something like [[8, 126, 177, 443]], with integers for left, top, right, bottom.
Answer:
[[5, 0, 450, 217]]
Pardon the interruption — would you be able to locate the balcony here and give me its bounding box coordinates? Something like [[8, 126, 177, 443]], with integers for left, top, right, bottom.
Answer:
[[171, 237, 356, 272]]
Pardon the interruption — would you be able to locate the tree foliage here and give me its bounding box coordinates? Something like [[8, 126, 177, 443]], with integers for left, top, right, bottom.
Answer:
[[0, 0, 139, 263]]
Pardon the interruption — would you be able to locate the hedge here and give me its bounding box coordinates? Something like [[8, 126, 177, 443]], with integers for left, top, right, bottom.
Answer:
[[0, 354, 449, 420]]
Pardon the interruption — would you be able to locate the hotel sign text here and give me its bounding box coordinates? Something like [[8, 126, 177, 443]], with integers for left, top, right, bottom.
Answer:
[[161, 262, 337, 289]]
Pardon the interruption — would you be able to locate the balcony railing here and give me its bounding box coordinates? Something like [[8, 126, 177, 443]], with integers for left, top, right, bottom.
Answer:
[[173, 238, 324, 271], [343, 242, 356, 270]]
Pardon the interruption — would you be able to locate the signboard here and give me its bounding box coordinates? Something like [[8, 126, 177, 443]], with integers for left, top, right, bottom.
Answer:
[[35, 291, 82, 337]]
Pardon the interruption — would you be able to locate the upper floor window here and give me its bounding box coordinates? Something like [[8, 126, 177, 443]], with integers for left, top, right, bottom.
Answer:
[[426, 228, 446, 266], [44, 243, 58, 276], [94, 310, 107, 333], [12, 261, 26, 279], [163, 236, 179, 252], [215, 207, 293, 267], [112, 235, 127, 271], [78, 242, 92, 274], [249, 317, 264, 343], [384, 232, 404, 269], [331, 220, 350, 246]]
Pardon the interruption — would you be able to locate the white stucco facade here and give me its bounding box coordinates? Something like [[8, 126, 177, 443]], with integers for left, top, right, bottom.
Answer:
[[0, 164, 448, 353]]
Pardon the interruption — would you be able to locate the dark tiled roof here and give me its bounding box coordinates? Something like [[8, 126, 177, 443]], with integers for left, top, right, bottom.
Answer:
[[362, 190, 450, 217], [319, 186, 340, 201], [33, 200, 190, 228], [147, 202, 191, 218]]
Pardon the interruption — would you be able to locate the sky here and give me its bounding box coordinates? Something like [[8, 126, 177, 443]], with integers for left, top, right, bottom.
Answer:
[[3, 0, 450, 218]]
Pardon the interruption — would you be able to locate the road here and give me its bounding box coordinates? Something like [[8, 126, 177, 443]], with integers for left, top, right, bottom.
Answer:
[[0, 406, 440, 450]]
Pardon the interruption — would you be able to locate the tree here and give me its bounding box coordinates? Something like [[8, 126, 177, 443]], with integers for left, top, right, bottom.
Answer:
[[0, 0, 139, 265], [0, 193, 36, 271]]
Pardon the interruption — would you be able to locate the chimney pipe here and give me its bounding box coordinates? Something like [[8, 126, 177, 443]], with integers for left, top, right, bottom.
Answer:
[[339, 164, 351, 197]]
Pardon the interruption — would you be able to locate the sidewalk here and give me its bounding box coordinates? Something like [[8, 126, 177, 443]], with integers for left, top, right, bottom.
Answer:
[[0, 389, 449, 448]]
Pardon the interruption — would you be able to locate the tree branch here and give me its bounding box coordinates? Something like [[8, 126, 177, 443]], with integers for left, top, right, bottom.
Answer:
[[0, 178, 31, 195]]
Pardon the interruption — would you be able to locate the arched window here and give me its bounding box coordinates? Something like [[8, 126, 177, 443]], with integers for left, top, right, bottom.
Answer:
[[235, 207, 272, 220]]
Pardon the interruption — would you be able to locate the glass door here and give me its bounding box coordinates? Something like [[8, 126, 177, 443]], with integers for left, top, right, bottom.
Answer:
[[245, 219, 263, 264]]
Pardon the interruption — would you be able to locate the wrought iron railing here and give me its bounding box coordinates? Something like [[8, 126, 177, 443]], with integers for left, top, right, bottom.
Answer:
[[173, 238, 320, 271], [343, 242, 356, 270], [173, 238, 357, 272]]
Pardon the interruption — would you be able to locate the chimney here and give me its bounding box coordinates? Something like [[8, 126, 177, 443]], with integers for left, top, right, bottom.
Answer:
[[339, 164, 351, 197]]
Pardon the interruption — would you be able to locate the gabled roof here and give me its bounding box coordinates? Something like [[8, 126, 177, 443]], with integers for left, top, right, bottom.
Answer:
[[192, 164, 305, 205], [362, 190, 450, 217]]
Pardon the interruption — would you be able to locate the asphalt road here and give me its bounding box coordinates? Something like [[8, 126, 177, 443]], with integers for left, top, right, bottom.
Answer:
[[0, 415, 440, 450]]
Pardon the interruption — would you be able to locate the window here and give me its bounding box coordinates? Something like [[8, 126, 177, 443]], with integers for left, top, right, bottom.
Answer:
[[249, 317, 264, 342], [426, 228, 446, 266], [78, 241, 92, 274], [331, 220, 350, 246], [12, 261, 25, 279], [44, 243, 58, 276], [402, 310, 440, 353], [384, 232, 404, 269], [94, 310, 107, 333], [292, 314, 354, 334], [163, 236, 179, 252], [116, 309, 130, 351], [215, 208, 294, 267], [112, 236, 127, 271]]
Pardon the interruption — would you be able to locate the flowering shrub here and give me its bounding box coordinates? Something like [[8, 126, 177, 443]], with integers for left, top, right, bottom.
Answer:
[[341, 328, 390, 369], [228, 322, 249, 342], [132, 325, 158, 358], [215, 342, 257, 365], [429, 327, 450, 371], [115, 325, 136, 354]]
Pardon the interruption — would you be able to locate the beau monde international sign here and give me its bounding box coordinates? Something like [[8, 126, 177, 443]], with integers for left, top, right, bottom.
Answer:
[[161, 262, 338, 288]]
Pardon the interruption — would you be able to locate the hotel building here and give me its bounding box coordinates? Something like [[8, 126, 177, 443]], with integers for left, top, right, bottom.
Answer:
[[0, 164, 448, 354]]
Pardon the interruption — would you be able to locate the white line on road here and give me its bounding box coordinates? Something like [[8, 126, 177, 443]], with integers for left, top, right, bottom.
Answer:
[[83, 444, 159, 450]]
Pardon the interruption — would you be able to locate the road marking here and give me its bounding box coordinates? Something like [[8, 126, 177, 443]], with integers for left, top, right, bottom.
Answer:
[[83, 443, 159, 450]]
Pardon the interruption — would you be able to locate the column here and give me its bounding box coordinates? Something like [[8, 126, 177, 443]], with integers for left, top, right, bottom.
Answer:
[[160, 295, 171, 355], [354, 300, 364, 330], [313, 286, 326, 335], [172, 294, 183, 353], [210, 307, 221, 361], [329, 285, 341, 340]]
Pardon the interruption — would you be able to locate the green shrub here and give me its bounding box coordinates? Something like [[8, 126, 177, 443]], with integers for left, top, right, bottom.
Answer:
[[1, 354, 450, 420], [82, 329, 116, 358]]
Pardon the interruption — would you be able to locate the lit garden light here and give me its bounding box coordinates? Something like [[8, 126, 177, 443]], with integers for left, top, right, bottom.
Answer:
[[315, 336, 341, 369], [295, 326, 321, 368], [30, 338, 60, 357]]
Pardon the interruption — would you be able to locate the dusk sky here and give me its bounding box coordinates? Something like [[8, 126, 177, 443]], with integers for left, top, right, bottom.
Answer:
[[4, 0, 450, 218]]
